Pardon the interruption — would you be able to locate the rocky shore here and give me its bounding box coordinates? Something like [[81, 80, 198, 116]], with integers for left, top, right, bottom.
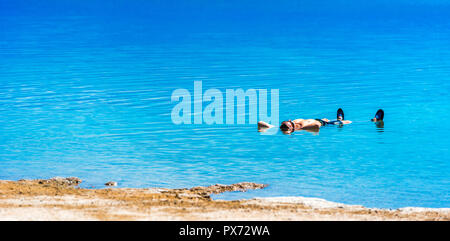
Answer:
[[0, 177, 448, 221]]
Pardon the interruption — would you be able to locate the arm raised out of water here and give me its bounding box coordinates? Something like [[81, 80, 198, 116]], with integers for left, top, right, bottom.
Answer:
[[258, 121, 275, 131]]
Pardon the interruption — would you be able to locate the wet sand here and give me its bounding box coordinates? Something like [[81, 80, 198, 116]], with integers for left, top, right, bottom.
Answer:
[[0, 178, 448, 221]]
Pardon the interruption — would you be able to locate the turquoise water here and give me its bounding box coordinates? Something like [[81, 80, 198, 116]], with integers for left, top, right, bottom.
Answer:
[[0, 1, 449, 208]]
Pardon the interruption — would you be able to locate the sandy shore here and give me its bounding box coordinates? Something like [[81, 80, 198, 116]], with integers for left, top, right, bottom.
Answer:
[[0, 177, 448, 221]]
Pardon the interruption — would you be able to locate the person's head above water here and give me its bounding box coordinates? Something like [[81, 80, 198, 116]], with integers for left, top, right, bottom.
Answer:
[[337, 108, 344, 121], [280, 120, 300, 134], [280, 120, 296, 133], [371, 109, 384, 122]]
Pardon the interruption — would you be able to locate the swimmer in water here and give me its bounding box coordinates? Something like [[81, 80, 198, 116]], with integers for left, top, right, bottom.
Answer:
[[258, 108, 352, 133], [371, 109, 384, 122], [371, 109, 385, 128]]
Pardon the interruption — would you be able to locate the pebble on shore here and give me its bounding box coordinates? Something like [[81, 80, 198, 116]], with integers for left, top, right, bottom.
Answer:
[[105, 181, 118, 187]]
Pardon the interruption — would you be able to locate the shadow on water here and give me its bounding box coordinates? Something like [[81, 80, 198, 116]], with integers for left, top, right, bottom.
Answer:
[[296, 128, 320, 135], [375, 121, 384, 133], [280, 126, 320, 135]]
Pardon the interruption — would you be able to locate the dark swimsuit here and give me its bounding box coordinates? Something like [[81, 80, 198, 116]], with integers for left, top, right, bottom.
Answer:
[[315, 119, 343, 126], [327, 120, 343, 125], [315, 119, 327, 126]]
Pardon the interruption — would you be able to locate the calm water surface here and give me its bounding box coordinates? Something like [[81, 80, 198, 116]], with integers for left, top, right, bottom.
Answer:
[[0, 3, 449, 208]]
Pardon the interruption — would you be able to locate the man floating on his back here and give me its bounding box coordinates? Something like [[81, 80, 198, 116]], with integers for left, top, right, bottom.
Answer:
[[258, 108, 384, 134]]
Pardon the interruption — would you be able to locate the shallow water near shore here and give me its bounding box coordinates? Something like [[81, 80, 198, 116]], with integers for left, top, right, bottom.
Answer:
[[0, 1, 449, 209]]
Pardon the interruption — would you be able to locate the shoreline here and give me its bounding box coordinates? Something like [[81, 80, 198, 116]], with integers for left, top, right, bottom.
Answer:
[[0, 177, 448, 221]]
